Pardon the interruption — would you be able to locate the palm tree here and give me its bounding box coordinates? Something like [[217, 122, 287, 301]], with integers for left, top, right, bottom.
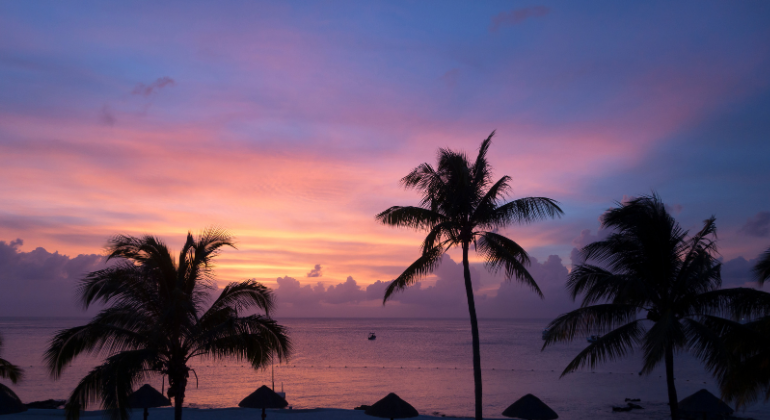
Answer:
[[376, 132, 563, 420], [686, 247, 770, 408], [45, 228, 291, 420], [0, 332, 24, 403], [755, 247, 770, 284], [542, 194, 744, 420]]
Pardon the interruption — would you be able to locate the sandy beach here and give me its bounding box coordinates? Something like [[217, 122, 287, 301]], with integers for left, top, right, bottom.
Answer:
[[5, 408, 458, 420]]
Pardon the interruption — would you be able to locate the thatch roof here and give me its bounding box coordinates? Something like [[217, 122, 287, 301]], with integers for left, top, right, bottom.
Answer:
[[0, 384, 26, 416], [238, 386, 288, 409], [502, 394, 558, 420], [364, 393, 418, 419], [678, 389, 733, 416], [127, 384, 171, 409]]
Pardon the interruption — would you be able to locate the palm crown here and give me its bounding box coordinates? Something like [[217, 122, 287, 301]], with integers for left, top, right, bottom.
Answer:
[[376, 132, 563, 301], [542, 194, 754, 420], [377, 132, 562, 420], [45, 228, 291, 420]]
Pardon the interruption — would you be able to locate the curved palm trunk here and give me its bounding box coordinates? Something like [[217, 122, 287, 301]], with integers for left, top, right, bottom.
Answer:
[[462, 243, 483, 420], [665, 345, 679, 420]]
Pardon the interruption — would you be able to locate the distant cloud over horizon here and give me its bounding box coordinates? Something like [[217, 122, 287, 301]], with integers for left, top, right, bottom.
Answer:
[[0, 239, 105, 316]]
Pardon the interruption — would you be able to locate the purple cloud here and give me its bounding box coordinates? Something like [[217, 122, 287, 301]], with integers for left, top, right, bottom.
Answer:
[[132, 76, 175, 97], [739, 211, 770, 237], [0, 239, 106, 316], [306, 263, 322, 277], [490, 6, 550, 33]]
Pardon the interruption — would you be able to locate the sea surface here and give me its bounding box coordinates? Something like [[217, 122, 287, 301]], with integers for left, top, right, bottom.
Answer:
[[0, 317, 767, 420]]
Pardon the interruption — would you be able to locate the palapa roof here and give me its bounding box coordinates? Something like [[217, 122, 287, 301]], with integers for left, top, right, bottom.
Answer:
[[364, 393, 419, 419], [238, 386, 288, 409], [502, 394, 558, 420], [127, 384, 171, 409], [678, 389, 733, 415], [0, 384, 26, 416]]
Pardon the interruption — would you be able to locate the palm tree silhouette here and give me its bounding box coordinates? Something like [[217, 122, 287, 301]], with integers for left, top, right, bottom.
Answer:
[[755, 247, 770, 284], [45, 228, 291, 420], [542, 194, 749, 420], [376, 132, 563, 420], [0, 332, 24, 404], [686, 246, 770, 408]]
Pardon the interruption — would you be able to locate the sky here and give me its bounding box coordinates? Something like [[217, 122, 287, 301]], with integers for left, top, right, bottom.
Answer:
[[1, 1, 769, 318]]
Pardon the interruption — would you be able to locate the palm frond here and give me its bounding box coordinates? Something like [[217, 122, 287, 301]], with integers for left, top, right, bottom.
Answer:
[[559, 320, 643, 377], [200, 280, 275, 322], [191, 315, 291, 368], [543, 304, 639, 347], [384, 246, 444, 303], [375, 206, 447, 230], [476, 232, 541, 297], [755, 247, 770, 286], [45, 308, 150, 379], [65, 350, 157, 420], [640, 315, 686, 375], [486, 197, 563, 228]]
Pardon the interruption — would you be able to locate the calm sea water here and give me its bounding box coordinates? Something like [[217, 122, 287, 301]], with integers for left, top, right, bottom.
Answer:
[[0, 317, 767, 419]]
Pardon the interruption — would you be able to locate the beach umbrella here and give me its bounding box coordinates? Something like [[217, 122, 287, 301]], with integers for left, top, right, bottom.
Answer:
[[127, 384, 171, 420], [678, 389, 733, 420], [364, 393, 419, 420], [0, 384, 26, 416], [239, 385, 288, 420], [502, 394, 558, 420]]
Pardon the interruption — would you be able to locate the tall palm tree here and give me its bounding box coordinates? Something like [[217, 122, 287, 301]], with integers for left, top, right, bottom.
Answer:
[[45, 229, 291, 420], [542, 194, 743, 420], [376, 132, 563, 420], [0, 332, 24, 402]]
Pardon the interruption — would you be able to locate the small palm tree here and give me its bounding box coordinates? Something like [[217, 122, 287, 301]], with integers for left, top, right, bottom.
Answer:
[[0, 332, 24, 402], [45, 229, 291, 420], [542, 194, 744, 420], [376, 132, 563, 420]]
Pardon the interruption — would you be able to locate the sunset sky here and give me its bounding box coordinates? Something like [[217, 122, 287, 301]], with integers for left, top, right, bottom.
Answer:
[[1, 1, 769, 318]]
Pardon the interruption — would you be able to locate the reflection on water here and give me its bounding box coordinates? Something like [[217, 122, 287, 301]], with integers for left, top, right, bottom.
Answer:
[[1, 317, 768, 419]]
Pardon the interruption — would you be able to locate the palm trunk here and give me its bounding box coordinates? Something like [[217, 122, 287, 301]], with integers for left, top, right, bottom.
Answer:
[[665, 344, 679, 420], [462, 242, 483, 420], [173, 377, 186, 420]]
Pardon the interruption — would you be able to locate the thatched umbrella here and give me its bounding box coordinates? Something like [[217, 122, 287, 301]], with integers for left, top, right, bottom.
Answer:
[[502, 394, 558, 420], [127, 384, 171, 420], [364, 393, 419, 420], [239, 385, 288, 420], [678, 389, 733, 420], [0, 384, 26, 416]]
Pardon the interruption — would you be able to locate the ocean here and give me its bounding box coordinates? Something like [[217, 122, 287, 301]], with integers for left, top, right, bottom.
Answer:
[[0, 317, 767, 419]]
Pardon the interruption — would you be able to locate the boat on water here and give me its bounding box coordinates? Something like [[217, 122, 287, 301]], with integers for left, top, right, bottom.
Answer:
[[368, 332, 376, 340], [541, 328, 549, 340], [587, 335, 600, 343]]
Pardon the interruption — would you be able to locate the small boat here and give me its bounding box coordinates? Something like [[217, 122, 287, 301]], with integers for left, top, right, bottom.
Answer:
[[541, 329, 549, 340], [587, 335, 600, 343], [368, 332, 376, 340]]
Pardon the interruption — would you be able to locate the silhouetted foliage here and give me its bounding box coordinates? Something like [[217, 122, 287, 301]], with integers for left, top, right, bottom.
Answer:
[[542, 194, 763, 420], [45, 228, 291, 420], [377, 132, 562, 420], [0, 333, 23, 385]]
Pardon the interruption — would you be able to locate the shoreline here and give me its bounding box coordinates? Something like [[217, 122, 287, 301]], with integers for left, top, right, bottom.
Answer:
[[7, 408, 471, 420]]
